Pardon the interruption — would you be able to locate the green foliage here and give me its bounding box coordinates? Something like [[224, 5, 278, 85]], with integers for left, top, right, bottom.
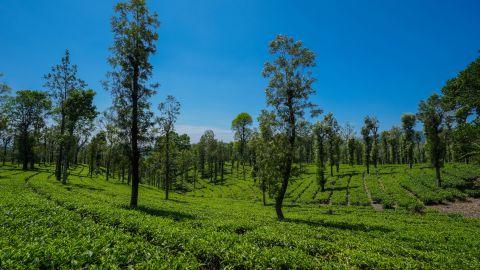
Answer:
[[1, 164, 480, 269], [401, 113, 417, 168], [9, 90, 51, 170], [107, 0, 160, 208], [418, 94, 446, 186]]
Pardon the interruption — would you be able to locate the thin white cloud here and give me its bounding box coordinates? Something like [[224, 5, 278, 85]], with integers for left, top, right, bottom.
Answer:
[[175, 124, 234, 143]]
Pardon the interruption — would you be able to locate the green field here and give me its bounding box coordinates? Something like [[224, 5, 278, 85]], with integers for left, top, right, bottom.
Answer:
[[1, 163, 480, 269]]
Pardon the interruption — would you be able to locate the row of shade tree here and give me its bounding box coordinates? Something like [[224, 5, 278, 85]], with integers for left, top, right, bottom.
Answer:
[[0, 0, 478, 220]]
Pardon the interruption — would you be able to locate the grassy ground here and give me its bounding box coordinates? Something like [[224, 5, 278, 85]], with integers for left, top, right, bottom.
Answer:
[[1, 163, 480, 269]]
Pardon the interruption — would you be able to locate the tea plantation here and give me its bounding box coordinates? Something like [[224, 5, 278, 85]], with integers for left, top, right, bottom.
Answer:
[[1, 163, 480, 269]]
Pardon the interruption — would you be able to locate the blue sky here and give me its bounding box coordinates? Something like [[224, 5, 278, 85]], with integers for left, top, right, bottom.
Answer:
[[1, 0, 479, 142]]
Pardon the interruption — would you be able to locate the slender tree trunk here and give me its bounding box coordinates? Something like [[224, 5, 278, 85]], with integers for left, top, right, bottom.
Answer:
[[56, 110, 66, 181], [193, 164, 197, 189], [2, 141, 7, 166], [221, 161, 224, 182], [275, 94, 295, 220], [242, 158, 246, 181], [106, 156, 110, 181], [130, 64, 140, 208], [21, 132, 28, 170], [262, 181, 266, 206], [435, 165, 442, 187], [165, 131, 170, 200], [62, 136, 71, 184]]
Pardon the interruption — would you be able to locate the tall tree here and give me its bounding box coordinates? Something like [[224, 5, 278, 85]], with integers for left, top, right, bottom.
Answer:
[[9, 90, 51, 170], [388, 126, 402, 164], [0, 74, 12, 166], [255, 109, 277, 205], [323, 113, 339, 177], [99, 108, 119, 181], [44, 50, 86, 181], [0, 73, 11, 106], [380, 131, 390, 164], [231, 112, 253, 181], [361, 116, 377, 174], [108, 0, 160, 208], [370, 117, 379, 168], [313, 120, 328, 191], [262, 35, 320, 220], [401, 113, 416, 169], [61, 89, 97, 183], [417, 94, 445, 187], [157, 95, 180, 200], [0, 117, 13, 166]]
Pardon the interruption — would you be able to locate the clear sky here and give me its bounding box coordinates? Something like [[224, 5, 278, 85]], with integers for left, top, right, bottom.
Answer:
[[1, 0, 479, 142]]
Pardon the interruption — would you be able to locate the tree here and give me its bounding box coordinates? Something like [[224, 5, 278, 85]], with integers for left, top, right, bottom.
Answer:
[[9, 90, 51, 170], [401, 113, 416, 169], [107, 0, 160, 208], [347, 136, 356, 166], [442, 57, 480, 123], [255, 109, 277, 205], [44, 50, 87, 181], [0, 117, 13, 166], [99, 108, 118, 181], [0, 73, 11, 107], [157, 95, 180, 200], [0, 76, 12, 166], [231, 112, 253, 181], [323, 113, 339, 176], [313, 120, 328, 191], [262, 35, 320, 220], [441, 56, 480, 162], [362, 116, 378, 174], [370, 118, 379, 168], [417, 94, 445, 187], [380, 131, 390, 164], [60, 89, 97, 183]]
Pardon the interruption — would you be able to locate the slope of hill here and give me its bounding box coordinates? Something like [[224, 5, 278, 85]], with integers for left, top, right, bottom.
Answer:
[[1, 164, 480, 269]]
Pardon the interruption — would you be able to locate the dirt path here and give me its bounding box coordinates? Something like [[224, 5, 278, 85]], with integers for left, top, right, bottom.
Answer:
[[428, 198, 480, 218], [363, 172, 383, 211], [346, 175, 352, 206]]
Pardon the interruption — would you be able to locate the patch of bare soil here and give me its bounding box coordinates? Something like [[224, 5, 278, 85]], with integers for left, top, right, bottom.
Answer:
[[363, 172, 383, 211], [429, 198, 480, 218]]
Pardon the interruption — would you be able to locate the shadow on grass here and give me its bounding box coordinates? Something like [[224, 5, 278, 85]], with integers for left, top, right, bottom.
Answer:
[[285, 218, 392, 233], [326, 186, 349, 192], [67, 173, 90, 179], [375, 172, 396, 176], [123, 205, 196, 221], [264, 202, 302, 208], [24, 171, 42, 182], [336, 172, 362, 177], [68, 183, 105, 191]]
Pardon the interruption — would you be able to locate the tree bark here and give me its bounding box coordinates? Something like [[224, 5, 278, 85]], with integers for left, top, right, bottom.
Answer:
[[165, 131, 170, 200], [130, 63, 140, 208], [275, 93, 295, 220], [435, 165, 442, 187]]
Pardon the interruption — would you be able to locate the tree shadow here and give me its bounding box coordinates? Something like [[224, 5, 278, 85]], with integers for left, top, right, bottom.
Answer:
[[124, 205, 196, 221], [264, 202, 301, 208], [336, 172, 361, 177], [327, 186, 349, 192], [285, 218, 392, 233], [67, 173, 90, 179], [68, 183, 105, 191], [375, 172, 396, 176], [24, 171, 42, 182]]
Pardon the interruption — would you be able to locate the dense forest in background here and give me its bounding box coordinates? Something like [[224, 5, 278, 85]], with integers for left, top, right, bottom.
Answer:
[[0, 0, 479, 220]]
